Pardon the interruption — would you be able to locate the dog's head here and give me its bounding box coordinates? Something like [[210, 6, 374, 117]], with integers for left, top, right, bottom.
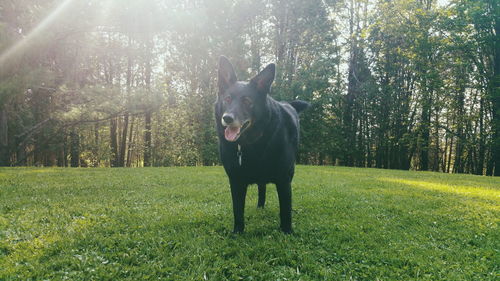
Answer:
[[217, 56, 275, 142]]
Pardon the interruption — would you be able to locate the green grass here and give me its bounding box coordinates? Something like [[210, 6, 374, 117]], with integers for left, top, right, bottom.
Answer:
[[0, 166, 498, 280]]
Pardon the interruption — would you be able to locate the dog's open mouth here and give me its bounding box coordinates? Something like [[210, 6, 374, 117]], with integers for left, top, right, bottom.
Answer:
[[224, 120, 251, 142]]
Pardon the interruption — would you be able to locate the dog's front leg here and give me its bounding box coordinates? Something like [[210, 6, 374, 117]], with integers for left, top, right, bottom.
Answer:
[[230, 180, 248, 233], [276, 181, 292, 234]]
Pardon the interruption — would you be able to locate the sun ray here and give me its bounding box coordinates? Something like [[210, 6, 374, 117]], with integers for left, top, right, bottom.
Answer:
[[0, 0, 77, 66]]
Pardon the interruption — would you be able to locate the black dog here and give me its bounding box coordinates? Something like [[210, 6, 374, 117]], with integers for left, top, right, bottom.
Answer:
[[215, 56, 309, 233]]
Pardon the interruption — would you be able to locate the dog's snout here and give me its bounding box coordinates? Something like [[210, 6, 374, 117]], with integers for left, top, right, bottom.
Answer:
[[222, 114, 234, 124]]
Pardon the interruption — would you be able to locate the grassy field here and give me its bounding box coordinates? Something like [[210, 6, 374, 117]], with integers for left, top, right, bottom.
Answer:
[[0, 166, 498, 280]]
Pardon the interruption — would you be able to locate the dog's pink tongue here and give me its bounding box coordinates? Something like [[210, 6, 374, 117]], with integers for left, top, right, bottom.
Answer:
[[225, 126, 240, 142]]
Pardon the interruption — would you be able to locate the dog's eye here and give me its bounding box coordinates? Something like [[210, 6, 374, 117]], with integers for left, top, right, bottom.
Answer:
[[224, 96, 232, 104], [243, 97, 253, 107]]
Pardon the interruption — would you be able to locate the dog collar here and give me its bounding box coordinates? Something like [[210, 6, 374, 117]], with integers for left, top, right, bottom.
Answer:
[[237, 144, 242, 166]]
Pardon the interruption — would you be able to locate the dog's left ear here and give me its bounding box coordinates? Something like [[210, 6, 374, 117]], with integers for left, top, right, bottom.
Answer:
[[250, 63, 275, 94]]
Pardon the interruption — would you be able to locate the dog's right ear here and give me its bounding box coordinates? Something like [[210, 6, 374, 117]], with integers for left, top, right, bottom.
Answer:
[[218, 56, 237, 94], [250, 63, 275, 95]]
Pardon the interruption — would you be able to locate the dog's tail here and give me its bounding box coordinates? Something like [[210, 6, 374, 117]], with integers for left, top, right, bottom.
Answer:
[[289, 100, 310, 114]]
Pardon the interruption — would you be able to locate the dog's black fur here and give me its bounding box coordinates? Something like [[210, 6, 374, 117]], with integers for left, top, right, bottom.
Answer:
[[215, 56, 309, 233]]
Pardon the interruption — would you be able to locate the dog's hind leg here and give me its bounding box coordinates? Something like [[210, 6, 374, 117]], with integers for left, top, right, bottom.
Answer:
[[257, 183, 266, 208], [276, 181, 292, 234], [230, 181, 248, 233]]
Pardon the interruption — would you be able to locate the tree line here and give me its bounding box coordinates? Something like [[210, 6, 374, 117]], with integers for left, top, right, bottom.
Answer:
[[0, 0, 498, 176]]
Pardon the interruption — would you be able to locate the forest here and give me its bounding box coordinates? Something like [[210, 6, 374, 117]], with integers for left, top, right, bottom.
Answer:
[[0, 0, 498, 176]]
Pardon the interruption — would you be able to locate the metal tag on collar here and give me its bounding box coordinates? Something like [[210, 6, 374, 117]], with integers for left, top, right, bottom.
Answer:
[[237, 144, 242, 166]]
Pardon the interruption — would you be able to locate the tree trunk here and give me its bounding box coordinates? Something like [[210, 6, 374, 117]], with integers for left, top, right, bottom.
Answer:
[[118, 113, 129, 167], [442, 123, 449, 172], [57, 133, 67, 167], [143, 39, 153, 167], [93, 123, 100, 167], [454, 89, 465, 173], [0, 107, 8, 166], [344, 0, 359, 167], [476, 96, 485, 175], [118, 36, 133, 167], [447, 134, 454, 173], [126, 117, 135, 167], [110, 118, 118, 167], [491, 8, 500, 176], [420, 97, 431, 171], [432, 107, 440, 172], [144, 112, 152, 167], [70, 130, 80, 167]]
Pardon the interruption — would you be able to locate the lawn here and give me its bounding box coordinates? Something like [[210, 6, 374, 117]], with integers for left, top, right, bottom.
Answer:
[[0, 166, 498, 280]]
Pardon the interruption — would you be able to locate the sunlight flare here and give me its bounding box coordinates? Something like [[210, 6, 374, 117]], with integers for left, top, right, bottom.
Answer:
[[0, 0, 76, 66]]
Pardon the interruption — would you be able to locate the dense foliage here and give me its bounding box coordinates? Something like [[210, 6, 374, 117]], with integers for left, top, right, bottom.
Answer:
[[0, 0, 498, 175]]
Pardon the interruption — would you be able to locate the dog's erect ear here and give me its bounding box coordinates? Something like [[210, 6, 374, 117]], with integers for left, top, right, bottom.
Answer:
[[250, 63, 275, 94], [218, 56, 237, 94]]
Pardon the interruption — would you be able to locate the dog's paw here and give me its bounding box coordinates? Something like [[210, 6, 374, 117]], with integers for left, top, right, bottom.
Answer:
[[233, 226, 244, 234], [280, 227, 293, 234]]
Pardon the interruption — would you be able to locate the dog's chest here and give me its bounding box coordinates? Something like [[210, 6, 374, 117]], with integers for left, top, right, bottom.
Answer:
[[223, 141, 293, 183], [223, 144, 270, 169]]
